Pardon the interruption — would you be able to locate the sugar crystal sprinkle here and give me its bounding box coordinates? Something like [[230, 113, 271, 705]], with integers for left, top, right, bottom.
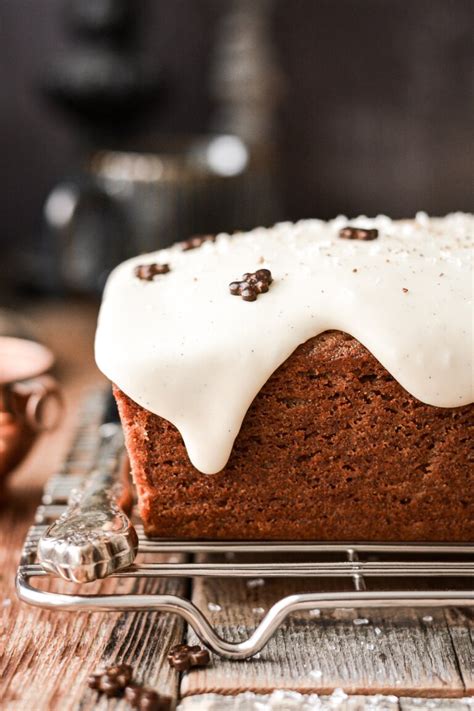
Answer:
[[207, 602, 222, 612], [330, 687, 349, 703]]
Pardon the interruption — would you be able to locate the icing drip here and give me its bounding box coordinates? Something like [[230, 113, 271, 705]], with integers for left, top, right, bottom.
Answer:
[[95, 213, 473, 474]]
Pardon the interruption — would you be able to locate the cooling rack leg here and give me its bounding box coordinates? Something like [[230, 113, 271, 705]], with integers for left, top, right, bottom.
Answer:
[[16, 569, 474, 660]]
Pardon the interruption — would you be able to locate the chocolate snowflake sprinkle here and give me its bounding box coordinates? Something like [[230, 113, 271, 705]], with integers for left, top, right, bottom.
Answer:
[[125, 684, 171, 711], [179, 234, 216, 251], [134, 263, 170, 281], [87, 664, 170, 709], [229, 269, 273, 302], [87, 663, 133, 697], [167, 644, 210, 672], [339, 226, 379, 241]]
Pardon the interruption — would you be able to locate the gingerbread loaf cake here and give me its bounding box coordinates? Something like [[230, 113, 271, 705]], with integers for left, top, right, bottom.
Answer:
[[96, 213, 473, 540]]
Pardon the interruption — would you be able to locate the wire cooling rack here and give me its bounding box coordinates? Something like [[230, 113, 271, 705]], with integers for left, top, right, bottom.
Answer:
[[16, 391, 474, 660]]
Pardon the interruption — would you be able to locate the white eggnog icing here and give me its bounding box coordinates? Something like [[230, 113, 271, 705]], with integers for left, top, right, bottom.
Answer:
[[95, 212, 473, 474]]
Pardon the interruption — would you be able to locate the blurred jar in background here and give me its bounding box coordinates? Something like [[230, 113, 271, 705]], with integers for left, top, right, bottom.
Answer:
[[42, 133, 279, 294]]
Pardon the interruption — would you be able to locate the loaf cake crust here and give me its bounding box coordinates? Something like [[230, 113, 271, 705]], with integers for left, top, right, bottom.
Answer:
[[114, 331, 473, 541]]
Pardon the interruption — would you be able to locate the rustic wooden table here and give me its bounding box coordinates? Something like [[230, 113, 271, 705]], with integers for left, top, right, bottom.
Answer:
[[0, 300, 472, 711]]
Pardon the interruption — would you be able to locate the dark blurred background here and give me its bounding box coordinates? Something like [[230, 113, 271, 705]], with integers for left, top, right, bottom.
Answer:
[[1, 0, 473, 296]]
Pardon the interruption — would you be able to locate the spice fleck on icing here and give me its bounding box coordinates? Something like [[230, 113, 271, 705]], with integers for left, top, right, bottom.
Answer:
[[167, 644, 210, 671], [179, 234, 215, 251], [339, 226, 379, 241], [229, 269, 273, 302], [134, 263, 170, 280]]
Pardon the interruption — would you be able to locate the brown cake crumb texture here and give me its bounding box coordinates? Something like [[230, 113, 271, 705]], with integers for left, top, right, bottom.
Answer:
[[114, 331, 473, 541]]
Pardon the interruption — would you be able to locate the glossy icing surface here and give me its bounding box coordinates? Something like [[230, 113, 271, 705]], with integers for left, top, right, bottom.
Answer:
[[95, 213, 473, 474]]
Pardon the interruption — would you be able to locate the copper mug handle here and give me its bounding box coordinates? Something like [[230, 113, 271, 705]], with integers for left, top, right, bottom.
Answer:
[[0, 376, 63, 481], [8, 375, 63, 432]]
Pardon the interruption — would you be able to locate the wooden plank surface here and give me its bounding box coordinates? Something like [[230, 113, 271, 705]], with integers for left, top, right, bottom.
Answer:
[[0, 300, 187, 710], [1, 569, 186, 711], [178, 692, 474, 710], [181, 559, 471, 698], [445, 608, 474, 695]]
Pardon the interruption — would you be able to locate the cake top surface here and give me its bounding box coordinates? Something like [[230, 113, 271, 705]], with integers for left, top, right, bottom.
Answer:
[[95, 212, 473, 474]]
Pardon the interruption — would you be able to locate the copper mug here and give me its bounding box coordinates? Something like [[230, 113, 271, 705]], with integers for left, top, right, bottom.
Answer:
[[0, 337, 62, 481]]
